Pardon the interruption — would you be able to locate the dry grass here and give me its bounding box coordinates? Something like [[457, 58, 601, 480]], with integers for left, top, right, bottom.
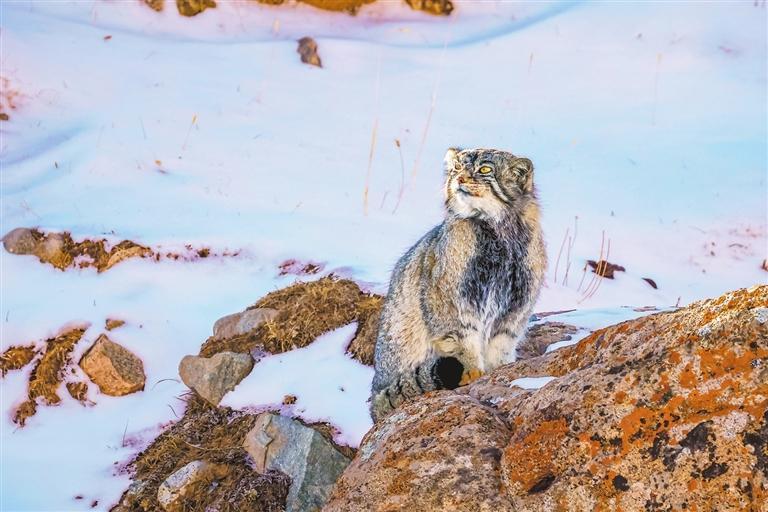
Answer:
[[1, 345, 37, 375], [116, 396, 289, 512], [13, 328, 85, 426], [199, 276, 383, 361], [66, 381, 89, 403]]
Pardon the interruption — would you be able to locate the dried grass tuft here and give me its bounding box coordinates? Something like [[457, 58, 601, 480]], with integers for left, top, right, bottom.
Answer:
[[199, 276, 383, 362], [1, 345, 37, 375], [13, 328, 85, 426]]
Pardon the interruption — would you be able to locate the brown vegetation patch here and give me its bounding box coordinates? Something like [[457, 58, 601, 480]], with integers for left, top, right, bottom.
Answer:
[[1, 345, 37, 375], [116, 396, 289, 512], [405, 0, 453, 15], [176, 0, 215, 16], [13, 328, 86, 426], [199, 276, 383, 362], [66, 381, 89, 402]]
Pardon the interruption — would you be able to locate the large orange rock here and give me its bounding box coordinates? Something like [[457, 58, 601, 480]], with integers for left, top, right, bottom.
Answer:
[[80, 334, 146, 396], [325, 286, 768, 511]]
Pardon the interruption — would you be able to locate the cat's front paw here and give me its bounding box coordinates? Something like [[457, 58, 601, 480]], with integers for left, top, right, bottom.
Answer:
[[459, 367, 484, 386]]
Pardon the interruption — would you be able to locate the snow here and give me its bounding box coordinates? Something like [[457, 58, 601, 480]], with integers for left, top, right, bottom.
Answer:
[[221, 323, 374, 447], [509, 376, 557, 390], [1, 0, 765, 510]]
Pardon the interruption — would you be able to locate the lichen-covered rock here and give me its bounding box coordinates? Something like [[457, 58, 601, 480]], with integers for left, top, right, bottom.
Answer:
[[244, 413, 351, 512], [326, 286, 768, 511], [516, 321, 579, 359], [179, 351, 254, 406], [212, 308, 278, 340], [157, 460, 229, 511], [79, 334, 146, 396], [324, 394, 513, 511]]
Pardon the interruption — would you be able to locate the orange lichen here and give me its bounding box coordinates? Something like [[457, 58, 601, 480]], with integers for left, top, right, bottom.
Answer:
[[505, 418, 569, 490]]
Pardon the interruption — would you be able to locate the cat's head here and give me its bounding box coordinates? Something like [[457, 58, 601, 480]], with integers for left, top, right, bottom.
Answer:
[[443, 147, 535, 221]]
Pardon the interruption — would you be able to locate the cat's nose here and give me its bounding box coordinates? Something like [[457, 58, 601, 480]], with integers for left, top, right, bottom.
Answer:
[[457, 175, 467, 184]]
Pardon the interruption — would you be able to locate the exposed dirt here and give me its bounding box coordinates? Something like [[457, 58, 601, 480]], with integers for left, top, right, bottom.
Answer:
[[13, 328, 86, 426], [1, 345, 37, 375], [297, 37, 323, 68], [587, 259, 626, 279], [199, 276, 383, 362], [278, 258, 324, 277], [113, 396, 289, 512]]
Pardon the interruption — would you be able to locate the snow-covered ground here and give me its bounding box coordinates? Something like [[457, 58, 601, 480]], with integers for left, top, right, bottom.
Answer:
[[1, 1, 765, 510]]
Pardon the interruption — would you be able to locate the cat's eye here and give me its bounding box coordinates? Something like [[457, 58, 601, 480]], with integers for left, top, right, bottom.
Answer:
[[478, 165, 494, 174]]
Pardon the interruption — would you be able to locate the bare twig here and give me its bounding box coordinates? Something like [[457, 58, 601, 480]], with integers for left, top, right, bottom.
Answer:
[[363, 53, 382, 216], [553, 227, 569, 285]]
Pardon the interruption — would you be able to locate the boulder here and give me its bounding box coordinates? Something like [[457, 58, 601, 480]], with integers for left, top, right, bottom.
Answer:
[[325, 286, 768, 511], [325, 394, 513, 512], [243, 413, 351, 512], [179, 351, 254, 406], [79, 334, 146, 396], [156, 460, 229, 511], [2, 227, 41, 255], [212, 307, 278, 340]]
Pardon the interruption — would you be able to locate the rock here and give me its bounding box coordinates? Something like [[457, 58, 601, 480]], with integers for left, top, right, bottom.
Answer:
[[212, 308, 279, 340], [2, 227, 41, 255], [325, 394, 512, 512], [587, 259, 626, 279], [243, 413, 351, 512], [516, 321, 580, 360], [326, 286, 768, 511], [157, 460, 229, 512], [79, 334, 146, 396], [179, 351, 254, 406], [297, 37, 322, 68], [144, 0, 164, 10], [176, 0, 215, 16]]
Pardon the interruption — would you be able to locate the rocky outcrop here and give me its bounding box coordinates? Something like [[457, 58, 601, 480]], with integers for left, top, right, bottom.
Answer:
[[212, 308, 278, 340], [325, 286, 768, 511], [243, 413, 352, 512], [157, 460, 229, 511], [179, 351, 254, 406], [80, 334, 146, 396]]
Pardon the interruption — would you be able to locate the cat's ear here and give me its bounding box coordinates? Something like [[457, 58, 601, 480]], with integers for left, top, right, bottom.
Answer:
[[443, 147, 462, 173], [512, 157, 534, 192]]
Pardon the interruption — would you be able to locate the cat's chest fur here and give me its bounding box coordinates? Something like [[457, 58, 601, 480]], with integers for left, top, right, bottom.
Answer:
[[458, 218, 532, 325]]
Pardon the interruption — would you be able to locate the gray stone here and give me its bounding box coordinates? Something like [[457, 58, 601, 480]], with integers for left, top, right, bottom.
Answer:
[[178, 351, 254, 405], [243, 413, 351, 512], [212, 308, 279, 339], [157, 460, 229, 511], [2, 227, 40, 255]]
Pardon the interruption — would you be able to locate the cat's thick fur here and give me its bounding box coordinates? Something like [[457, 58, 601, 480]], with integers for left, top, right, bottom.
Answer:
[[370, 148, 546, 422]]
